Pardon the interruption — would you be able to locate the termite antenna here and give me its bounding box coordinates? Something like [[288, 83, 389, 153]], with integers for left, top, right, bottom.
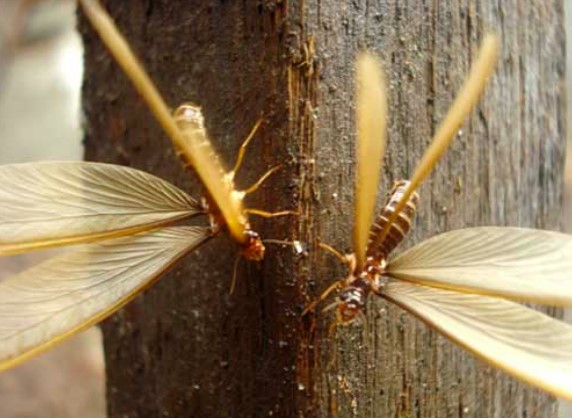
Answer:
[[322, 299, 343, 313], [263, 239, 305, 254], [243, 165, 282, 195], [302, 280, 344, 316], [263, 239, 293, 246]]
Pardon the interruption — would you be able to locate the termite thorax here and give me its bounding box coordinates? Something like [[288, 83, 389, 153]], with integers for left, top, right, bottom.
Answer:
[[172, 104, 204, 170], [200, 195, 264, 261]]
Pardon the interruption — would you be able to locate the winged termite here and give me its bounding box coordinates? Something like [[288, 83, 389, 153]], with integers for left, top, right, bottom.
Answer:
[[0, 0, 294, 370], [79, 0, 295, 261], [306, 35, 572, 401]]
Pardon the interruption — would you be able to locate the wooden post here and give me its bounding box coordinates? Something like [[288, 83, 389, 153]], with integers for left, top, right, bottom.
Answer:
[[80, 1, 565, 416]]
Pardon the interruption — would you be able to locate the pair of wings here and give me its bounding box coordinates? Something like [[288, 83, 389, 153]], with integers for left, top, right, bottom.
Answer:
[[353, 36, 499, 268], [0, 0, 258, 370], [79, 0, 247, 243], [353, 38, 572, 399], [0, 162, 212, 370], [385, 227, 572, 400]]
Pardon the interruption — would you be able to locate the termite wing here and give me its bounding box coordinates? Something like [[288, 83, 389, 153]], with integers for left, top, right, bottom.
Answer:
[[309, 35, 572, 400], [0, 0, 293, 370]]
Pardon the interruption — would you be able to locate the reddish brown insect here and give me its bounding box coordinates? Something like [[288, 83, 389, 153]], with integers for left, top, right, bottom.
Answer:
[[306, 37, 572, 401]]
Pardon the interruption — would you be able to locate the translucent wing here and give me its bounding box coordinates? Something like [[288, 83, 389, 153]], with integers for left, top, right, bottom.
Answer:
[[0, 162, 201, 255], [384, 280, 572, 401], [374, 35, 499, 246], [0, 226, 211, 371], [388, 227, 572, 305], [79, 0, 248, 243], [353, 53, 387, 269], [172, 105, 247, 243]]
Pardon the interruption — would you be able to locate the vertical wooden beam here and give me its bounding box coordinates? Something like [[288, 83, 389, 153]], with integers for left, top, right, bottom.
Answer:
[[81, 1, 565, 416]]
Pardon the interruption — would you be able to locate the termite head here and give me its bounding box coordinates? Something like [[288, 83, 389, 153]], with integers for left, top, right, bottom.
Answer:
[[241, 229, 265, 261], [333, 258, 382, 324], [336, 286, 366, 324]]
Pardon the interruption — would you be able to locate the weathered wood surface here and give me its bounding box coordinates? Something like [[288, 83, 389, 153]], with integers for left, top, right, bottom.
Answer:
[[80, 1, 565, 417]]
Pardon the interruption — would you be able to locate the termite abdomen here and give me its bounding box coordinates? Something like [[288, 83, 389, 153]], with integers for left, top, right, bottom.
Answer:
[[367, 180, 419, 260]]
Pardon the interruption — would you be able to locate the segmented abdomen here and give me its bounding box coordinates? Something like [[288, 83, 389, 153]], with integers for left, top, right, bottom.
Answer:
[[172, 103, 227, 176], [367, 180, 419, 260]]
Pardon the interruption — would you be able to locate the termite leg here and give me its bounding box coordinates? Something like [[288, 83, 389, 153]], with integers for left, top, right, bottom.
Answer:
[[300, 241, 354, 316], [302, 280, 344, 316], [231, 117, 264, 177], [245, 208, 298, 218], [318, 242, 348, 265], [242, 165, 282, 195]]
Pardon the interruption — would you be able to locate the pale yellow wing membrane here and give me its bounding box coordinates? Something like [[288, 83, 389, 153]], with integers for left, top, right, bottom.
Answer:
[[388, 227, 572, 305], [375, 35, 499, 246], [79, 0, 248, 243], [384, 280, 572, 401], [0, 226, 211, 371], [353, 53, 387, 269], [173, 105, 247, 243], [0, 162, 201, 255]]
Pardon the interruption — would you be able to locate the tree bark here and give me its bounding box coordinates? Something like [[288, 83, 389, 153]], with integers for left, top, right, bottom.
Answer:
[[80, 1, 565, 417]]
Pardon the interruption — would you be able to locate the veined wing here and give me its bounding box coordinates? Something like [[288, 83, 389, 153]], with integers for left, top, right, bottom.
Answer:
[[173, 105, 247, 243], [79, 0, 248, 243], [0, 226, 211, 371], [373, 35, 499, 247], [384, 280, 572, 401], [388, 227, 572, 305], [0, 162, 201, 255], [353, 52, 387, 269]]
